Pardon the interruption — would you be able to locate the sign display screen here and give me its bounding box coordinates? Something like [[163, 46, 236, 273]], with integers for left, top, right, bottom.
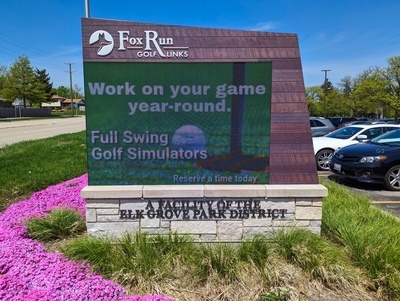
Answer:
[[84, 61, 272, 185]]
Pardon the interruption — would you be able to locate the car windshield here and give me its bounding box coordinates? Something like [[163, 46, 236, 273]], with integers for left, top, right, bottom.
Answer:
[[371, 129, 400, 146], [325, 126, 363, 139]]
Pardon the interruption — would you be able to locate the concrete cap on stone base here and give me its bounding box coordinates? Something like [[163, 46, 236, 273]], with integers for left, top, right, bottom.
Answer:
[[265, 184, 328, 198], [81, 184, 328, 199], [204, 185, 266, 197], [143, 185, 204, 198], [81, 185, 143, 199]]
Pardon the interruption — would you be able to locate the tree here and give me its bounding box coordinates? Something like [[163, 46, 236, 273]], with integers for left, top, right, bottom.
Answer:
[[338, 75, 353, 97], [51, 85, 84, 100], [321, 78, 334, 93], [351, 73, 385, 117], [377, 56, 400, 120], [305, 56, 400, 119], [74, 84, 84, 98], [52, 86, 71, 98], [0, 65, 7, 92], [35, 68, 53, 102], [1, 56, 47, 107], [337, 69, 381, 117], [306, 85, 347, 117], [324, 87, 349, 117], [306, 86, 324, 116], [320, 78, 334, 117]]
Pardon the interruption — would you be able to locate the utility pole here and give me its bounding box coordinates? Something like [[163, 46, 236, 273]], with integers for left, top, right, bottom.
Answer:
[[321, 69, 331, 118], [66, 63, 75, 117]]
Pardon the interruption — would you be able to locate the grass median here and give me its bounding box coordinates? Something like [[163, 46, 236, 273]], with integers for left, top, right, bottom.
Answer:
[[0, 131, 87, 211], [2, 131, 400, 300]]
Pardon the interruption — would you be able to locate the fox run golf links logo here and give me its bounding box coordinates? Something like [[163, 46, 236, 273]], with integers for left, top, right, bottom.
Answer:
[[89, 30, 114, 56], [89, 28, 189, 58]]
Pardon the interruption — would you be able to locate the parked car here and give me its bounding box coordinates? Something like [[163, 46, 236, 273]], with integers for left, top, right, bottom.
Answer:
[[337, 120, 372, 128], [310, 117, 336, 137], [372, 118, 396, 124], [329, 117, 355, 128], [330, 129, 400, 191], [313, 124, 400, 171]]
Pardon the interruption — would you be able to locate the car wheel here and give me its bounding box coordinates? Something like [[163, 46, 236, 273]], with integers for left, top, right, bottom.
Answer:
[[316, 149, 333, 171], [384, 165, 400, 191]]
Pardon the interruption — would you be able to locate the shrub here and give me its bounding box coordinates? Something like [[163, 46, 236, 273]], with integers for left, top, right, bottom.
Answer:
[[26, 207, 85, 241]]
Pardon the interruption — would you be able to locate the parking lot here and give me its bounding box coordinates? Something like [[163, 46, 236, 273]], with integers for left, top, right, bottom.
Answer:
[[319, 171, 400, 217]]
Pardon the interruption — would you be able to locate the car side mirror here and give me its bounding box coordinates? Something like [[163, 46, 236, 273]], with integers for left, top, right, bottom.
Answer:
[[356, 134, 368, 140]]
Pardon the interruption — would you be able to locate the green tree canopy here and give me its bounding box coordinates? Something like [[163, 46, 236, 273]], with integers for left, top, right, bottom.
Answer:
[[321, 78, 334, 93], [306, 86, 324, 116], [51, 86, 71, 98], [320, 78, 335, 117], [51, 85, 83, 99], [306, 85, 348, 117], [337, 69, 382, 117], [1, 56, 47, 107], [0, 65, 7, 92], [377, 56, 400, 119], [35, 68, 53, 102], [351, 72, 386, 117]]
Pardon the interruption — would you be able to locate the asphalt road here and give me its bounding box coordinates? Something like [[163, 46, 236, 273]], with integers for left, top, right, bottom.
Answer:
[[0, 116, 86, 148]]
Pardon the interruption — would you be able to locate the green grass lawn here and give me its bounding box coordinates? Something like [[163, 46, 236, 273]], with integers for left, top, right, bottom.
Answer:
[[0, 131, 87, 211]]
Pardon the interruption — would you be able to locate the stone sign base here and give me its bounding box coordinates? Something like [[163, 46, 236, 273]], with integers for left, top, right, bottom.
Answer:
[[81, 185, 328, 242]]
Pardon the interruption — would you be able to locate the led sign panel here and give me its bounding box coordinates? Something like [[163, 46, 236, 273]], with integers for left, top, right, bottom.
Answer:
[[84, 61, 271, 184]]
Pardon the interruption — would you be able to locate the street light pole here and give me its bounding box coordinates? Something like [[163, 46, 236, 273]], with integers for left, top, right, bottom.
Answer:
[[85, 0, 90, 18], [321, 69, 331, 118]]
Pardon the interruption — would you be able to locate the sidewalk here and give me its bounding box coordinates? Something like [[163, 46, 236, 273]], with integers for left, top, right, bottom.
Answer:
[[0, 116, 84, 129], [0, 116, 86, 147]]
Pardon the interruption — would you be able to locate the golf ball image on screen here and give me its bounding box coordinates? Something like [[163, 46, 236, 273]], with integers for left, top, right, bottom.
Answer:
[[171, 125, 206, 151]]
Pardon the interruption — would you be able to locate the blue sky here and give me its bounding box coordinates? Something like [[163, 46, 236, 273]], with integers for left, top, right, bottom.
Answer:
[[1, 0, 399, 91]]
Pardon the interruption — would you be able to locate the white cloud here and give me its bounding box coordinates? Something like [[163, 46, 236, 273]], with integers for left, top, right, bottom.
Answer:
[[248, 21, 280, 32]]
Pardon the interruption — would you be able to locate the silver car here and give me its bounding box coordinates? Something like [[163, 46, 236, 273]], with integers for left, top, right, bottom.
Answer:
[[310, 117, 335, 137]]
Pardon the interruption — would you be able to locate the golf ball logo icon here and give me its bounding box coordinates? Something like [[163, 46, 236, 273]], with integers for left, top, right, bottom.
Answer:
[[171, 125, 206, 151]]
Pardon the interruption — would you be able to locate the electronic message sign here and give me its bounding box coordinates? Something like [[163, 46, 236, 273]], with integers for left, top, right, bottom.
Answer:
[[82, 18, 318, 186], [85, 62, 271, 185]]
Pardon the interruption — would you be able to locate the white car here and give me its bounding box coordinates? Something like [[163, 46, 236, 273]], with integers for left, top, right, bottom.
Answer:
[[313, 124, 400, 170]]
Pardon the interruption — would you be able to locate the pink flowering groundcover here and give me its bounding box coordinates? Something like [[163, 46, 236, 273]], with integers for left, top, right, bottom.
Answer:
[[0, 174, 173, 301]]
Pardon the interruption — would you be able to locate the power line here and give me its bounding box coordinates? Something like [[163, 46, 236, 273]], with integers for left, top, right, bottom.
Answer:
[[0, 32, 67, 64], [0, 32, 78, 83]]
